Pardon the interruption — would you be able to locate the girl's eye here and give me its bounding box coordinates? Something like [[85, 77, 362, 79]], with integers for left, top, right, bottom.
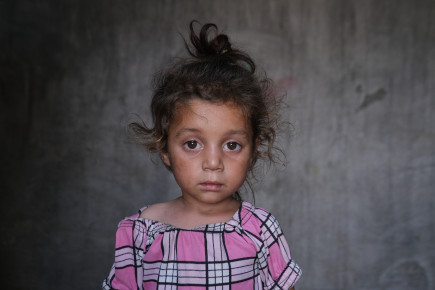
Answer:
[[184, 140, 200, 150], [224, 142, 241, 151]]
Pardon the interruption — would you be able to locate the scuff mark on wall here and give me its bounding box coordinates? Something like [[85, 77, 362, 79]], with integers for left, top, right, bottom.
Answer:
[[356, 88, 387, 112]]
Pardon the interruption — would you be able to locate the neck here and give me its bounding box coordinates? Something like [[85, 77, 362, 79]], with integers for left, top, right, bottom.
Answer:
[[177, 196, 241, 217]]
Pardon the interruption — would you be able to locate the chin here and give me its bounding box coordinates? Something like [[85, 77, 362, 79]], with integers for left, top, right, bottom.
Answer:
[[197, 192, 235, 204]]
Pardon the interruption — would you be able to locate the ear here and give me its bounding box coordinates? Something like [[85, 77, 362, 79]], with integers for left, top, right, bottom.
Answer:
[[161, 151, 171, 168]]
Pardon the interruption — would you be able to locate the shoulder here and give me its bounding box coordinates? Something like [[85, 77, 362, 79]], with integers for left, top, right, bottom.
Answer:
[[115, 210, 150, 249], [114, 204, 157, 235], [240, 201, 278, 225], [240, 201, 284, 237], [139, 200, 176, 221]]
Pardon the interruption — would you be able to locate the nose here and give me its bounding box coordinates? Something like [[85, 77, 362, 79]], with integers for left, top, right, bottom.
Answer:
[[202, 145, 224, 171]]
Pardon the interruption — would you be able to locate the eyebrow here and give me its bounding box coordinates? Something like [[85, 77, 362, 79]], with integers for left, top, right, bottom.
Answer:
[[227, 130, 250, 138], [174, 128, 201, 138], [174, 128, 250, 138]]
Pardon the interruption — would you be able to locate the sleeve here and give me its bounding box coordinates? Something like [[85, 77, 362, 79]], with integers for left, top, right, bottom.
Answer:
[[258, 212, 302, 289], [102, 218, 147, 290]]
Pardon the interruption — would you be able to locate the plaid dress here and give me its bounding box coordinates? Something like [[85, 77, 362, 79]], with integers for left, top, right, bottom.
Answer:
[[103, 201, 301, 289]]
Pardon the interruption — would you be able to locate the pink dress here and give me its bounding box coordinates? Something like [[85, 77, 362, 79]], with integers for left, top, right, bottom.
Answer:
[[103, 201, 301, 289]]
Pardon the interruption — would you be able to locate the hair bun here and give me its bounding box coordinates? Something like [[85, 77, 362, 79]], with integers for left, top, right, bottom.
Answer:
[[185, 21, 255, 73]]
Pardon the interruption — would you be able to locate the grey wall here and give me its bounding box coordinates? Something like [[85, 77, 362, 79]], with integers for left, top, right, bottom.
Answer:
[[1, 1, 434, 289]]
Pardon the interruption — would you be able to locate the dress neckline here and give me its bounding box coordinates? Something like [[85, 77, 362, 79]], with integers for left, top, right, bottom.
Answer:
[[135, 200, 254, 232]]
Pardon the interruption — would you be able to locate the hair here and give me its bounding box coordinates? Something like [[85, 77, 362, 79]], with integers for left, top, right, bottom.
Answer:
[[129, 21, 284, 200]]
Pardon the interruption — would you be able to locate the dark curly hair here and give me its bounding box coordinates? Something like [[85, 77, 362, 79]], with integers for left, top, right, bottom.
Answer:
[[129, 21, 283, 198]]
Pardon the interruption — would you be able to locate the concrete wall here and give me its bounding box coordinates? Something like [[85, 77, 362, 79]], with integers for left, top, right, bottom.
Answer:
[[1, 1, 434, 289]]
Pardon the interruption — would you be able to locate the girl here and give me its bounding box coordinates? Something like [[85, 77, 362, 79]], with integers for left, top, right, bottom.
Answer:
[[103, 21, 302, 289]]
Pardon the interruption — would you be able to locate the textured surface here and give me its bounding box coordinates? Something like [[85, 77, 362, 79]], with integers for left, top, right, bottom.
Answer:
[[1, 0, 434, 289]]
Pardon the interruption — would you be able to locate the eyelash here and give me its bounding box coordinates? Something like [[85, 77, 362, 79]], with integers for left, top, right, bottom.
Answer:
[[183, 140, 242, 151]]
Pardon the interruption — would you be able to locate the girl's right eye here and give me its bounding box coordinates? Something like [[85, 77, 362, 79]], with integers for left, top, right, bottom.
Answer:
[[184, 140, 200, 150]]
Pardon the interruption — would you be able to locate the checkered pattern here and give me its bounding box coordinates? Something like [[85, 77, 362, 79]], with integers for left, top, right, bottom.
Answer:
[[103, 201, 301, 289]]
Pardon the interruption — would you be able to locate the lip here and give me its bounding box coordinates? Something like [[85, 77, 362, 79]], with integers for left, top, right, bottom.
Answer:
[[199, 181, 223, 191]]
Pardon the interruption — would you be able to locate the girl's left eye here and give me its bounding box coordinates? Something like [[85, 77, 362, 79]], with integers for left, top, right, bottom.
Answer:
[[184, 140, 200, 150], [224, 142, 241, 151]]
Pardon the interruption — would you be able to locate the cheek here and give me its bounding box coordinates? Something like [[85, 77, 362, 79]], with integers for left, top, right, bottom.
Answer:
[[229, 154, 251, 174], [170, 152, 199, 174]]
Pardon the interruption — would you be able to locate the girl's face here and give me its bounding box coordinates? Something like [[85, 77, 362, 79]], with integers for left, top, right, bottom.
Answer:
[[161, 99, 253, 206]]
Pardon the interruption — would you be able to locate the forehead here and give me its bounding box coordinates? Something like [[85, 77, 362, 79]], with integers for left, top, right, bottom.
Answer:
[[170, 99, 251, 135]]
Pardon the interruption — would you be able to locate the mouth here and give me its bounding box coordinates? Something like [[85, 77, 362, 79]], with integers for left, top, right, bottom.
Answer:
[[199, 181, 223, 191]]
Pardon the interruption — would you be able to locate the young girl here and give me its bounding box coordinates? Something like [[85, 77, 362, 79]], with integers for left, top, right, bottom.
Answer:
[[103, 21, 301, 290]]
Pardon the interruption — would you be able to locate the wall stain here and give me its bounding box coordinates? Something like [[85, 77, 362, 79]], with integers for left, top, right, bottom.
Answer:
[[379, 260, 429, 290], [356, 88, 387, 112], [269, 76, 295, 96]]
